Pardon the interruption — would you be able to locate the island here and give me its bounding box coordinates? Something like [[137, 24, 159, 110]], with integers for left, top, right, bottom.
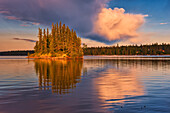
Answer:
[[28, 22, 83, 59]]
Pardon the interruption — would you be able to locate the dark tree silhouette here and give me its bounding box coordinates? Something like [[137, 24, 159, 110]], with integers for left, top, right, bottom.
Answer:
[[83, 43, 170, 55]]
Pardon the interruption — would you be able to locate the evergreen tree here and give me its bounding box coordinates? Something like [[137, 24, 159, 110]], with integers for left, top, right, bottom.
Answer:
[[46, 28, 50, 53], [38, 28, 43, 53], [43, 29, 47, 53], [34, 41, 39, 53]]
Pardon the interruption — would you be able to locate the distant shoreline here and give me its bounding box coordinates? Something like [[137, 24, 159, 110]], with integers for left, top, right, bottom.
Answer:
[[84, 55, 170, 58], [27, 56, 84, 59], [0, 50, 170, 57], [1, 55, 170, 58], [0, 50, 34, 56]]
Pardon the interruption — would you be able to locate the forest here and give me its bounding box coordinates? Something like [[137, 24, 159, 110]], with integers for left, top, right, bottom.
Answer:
[[1, 43, 170, 56], [83, 43, 170, 55], [30, 22, 83, 58]]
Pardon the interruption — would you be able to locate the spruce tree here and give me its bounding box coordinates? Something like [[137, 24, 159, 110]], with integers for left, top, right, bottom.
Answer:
[[34, 41, 39, 53], [38, 28, 43, 53], [46, 28, 50, 53], [43, 29, 47, 53]]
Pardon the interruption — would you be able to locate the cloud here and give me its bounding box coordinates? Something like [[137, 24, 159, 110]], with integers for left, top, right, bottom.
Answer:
[[20, 24, 30, 27], [0, 0, 146, 44], [20, 22, 40, 27], [85, 33, 121, 44], [13, 38, 37, 42], [0, 0, 107, 32], [0, 10, 10, 14], [5, 16, 20, 20], [92, 8, 146, 43], [160, 23, 168, 25], [143, 14, 149, 17], [32, 22, 40, 25]]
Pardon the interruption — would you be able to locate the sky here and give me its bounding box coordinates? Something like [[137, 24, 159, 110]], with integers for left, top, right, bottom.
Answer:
[[0, 0, 170, 51]]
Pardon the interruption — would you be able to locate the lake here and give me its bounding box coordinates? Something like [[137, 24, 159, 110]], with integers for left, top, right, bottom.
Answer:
[[0, 56, 170, 113]]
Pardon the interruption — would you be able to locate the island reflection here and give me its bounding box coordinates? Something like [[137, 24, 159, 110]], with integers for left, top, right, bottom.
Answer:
[[34, 59, 83, 94]]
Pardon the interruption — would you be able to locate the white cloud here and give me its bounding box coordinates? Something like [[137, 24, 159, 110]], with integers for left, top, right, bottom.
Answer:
[[93, 8, 146, 41], [160, 23, 168, 25]]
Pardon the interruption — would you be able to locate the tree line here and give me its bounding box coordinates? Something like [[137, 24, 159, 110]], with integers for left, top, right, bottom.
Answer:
[[1, 43, 170, 56], [33, 22, 83, 58], [83, 43, 170, 55], [0, 50, 34, 56]]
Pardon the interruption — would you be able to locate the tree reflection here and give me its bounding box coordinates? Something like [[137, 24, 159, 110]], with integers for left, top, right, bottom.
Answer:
[[34, 59, 83, 94]]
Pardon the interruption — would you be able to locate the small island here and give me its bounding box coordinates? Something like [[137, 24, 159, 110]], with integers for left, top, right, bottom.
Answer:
[[28, 22, 83, 59]]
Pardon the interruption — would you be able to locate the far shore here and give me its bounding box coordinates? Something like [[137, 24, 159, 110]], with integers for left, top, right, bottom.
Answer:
[[84, 55, 170, 57], [26, 55, 170, 59], [84, 55, 170, 56], [27, 56, 84, 59], [0, 54, 170, 57]]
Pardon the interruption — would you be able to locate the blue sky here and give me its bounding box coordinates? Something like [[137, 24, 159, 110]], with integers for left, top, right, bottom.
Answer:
[[107, 0, 170, 44], [109, 0, 170, 30], [0, 0, 170, 51]]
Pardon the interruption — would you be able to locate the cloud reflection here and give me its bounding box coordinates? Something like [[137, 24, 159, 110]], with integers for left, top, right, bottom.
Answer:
[[95, 68, 144, 105]]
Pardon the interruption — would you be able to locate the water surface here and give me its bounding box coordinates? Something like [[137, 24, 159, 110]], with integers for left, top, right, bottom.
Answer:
[[0, 56, 170, 113]]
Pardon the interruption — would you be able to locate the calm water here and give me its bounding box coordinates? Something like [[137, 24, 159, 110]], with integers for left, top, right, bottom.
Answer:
[[0, 56, 170, 113]]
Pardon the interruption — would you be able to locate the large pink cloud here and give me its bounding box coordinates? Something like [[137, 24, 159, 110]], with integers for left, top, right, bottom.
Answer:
[[93, 8, 147, 41]]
